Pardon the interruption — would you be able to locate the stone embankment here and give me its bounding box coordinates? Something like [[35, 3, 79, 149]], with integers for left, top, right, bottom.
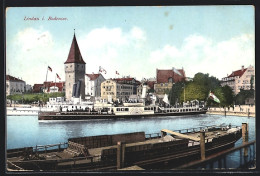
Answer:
[[207, 105, 255, 117]]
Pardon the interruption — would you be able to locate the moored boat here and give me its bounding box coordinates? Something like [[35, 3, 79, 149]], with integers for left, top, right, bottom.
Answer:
[[7, 124, 242, 171], [38, 102, 207, 120]]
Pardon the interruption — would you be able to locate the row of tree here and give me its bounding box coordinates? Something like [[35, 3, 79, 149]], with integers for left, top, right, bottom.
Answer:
[[6, 92, 65, 104], [168, 73, 254, 107]]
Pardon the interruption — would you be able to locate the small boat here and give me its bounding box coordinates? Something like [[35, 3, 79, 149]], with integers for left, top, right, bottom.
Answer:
[[7, 124, 242, 171]]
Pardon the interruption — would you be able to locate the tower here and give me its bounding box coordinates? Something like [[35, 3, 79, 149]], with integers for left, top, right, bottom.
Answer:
[[64, 32, 86, 101]]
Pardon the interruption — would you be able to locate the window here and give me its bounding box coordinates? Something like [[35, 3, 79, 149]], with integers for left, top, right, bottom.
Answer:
[[161, 83, 163, 86]]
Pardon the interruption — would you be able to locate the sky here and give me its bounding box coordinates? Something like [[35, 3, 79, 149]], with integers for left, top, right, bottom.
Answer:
[[6, 6, 255, 85]]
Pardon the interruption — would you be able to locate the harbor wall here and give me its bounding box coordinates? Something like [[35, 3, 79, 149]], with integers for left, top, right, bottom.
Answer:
[[207, 105, 255, 117]]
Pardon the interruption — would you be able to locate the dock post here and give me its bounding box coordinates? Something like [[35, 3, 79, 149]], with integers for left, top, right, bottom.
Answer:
[[200, 130, 206, 160], [242, 123, 249, 157], [117, 141, 126, 169]]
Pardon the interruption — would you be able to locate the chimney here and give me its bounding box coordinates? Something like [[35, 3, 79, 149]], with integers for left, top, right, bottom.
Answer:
[[242, 65, 244, 71]]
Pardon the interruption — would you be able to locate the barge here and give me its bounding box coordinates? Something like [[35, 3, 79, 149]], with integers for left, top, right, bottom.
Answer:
[[7, 124, 242, 171]]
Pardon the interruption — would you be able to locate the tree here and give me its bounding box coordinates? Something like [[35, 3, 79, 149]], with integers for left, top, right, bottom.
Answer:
[[235, 89, 254, 105], [180, 82, 208, 102], [168, 81, 185, 106], [207, 86, 234, 107], [222, 85, 234, 106]]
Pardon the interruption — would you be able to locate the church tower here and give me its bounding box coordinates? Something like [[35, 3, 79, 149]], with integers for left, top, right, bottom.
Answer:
[[64, 32, 86, 101]]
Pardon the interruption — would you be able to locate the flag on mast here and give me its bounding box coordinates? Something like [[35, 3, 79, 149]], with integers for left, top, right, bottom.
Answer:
[[56, 73, 61, 80], [116, 71, 120, 75], [172, 67, 182, 76], [99, 66, 107, 74], [163, 94, 169, 104], [48, 66, 52, 72], [208, 91, 220, 103]]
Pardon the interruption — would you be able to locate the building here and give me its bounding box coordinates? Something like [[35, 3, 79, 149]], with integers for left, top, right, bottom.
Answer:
[[221, 65, 255, 95], [85, 73, 106, 98], [154, 68, 186, 95], [32, 84, 44, 93], [25, 84, 32, 93], [113, 77, 139, 95], [137, 81, 156, 97], [32, 81, 65, 93], [101, 79, 134, 102], [64, 33, 86, 100], [6, 75, 26, 96], [47, 82, 65, 93]]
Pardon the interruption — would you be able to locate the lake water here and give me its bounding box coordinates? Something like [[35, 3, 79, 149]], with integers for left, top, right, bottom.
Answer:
[[6, 114, 255, 168]]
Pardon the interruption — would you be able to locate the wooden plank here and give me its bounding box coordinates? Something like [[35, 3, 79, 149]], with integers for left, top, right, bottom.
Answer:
[[161, 129, 200, 141]]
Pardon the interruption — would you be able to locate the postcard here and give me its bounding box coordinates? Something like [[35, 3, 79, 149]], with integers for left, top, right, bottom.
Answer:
[[5, 6, 255, 172]]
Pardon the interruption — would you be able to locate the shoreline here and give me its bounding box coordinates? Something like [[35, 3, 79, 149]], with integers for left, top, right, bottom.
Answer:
[[207, 111, 255, 117]]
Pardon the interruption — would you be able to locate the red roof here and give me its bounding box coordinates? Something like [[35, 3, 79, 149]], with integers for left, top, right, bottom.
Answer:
[[47, 82, 65, 92], [32, 84, 44, 93], [146, 81, 156, 89], [156, 68, 185, 83], [6, 75, 25, 82], [227, 68, 247, 78], [113, 77, 137, 84], [64, 34, 86, 64], [86, 74, 100, 81], [113, 78, 135, 82]]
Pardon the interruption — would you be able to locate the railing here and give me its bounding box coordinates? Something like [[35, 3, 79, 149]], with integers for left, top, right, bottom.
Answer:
[[145, 133, 160, 139], [34, 142, 68, 153]]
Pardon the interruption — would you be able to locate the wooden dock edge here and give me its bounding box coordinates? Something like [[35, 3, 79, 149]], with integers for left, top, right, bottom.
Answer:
[[175, 140, 255, 169]]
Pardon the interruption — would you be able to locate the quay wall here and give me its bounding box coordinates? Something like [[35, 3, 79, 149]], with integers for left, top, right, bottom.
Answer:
[[207, 105, 255, 117]]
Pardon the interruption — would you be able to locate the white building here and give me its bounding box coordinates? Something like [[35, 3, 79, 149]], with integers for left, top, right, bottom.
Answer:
[[6, 75, 26, 96], [221, 65, 255, 94], [85, 73, 105, 98], [25, 84, 32, 93]]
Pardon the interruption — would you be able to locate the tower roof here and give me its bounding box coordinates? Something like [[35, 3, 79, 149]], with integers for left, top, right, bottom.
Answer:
[[64, 33, 86, 64]]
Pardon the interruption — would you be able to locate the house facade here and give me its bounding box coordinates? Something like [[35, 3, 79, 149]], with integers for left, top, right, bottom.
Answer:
[[154, 68, 186, 95], [85, 73, 105, 98], [221, 65, 255, 95], [6, 75, 26, 96], [101, 79, 134, 102]]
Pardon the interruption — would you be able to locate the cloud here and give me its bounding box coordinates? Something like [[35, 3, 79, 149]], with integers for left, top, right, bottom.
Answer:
[[16, 28, 54, 51], [148, 33, 254, 79], [7, 26, 254, 86], [78, 26, 147, 79], [7, 28, 66, 85]]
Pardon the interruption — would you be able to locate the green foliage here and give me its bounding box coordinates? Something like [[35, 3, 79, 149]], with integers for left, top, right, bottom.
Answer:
[[169, 82, 185, 105], [180, 82, 208, 102], [169, 72, 234, 107], [235, 89, 254, 105], [207, 86, 234, 107], [6, 92, 65, 104]]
